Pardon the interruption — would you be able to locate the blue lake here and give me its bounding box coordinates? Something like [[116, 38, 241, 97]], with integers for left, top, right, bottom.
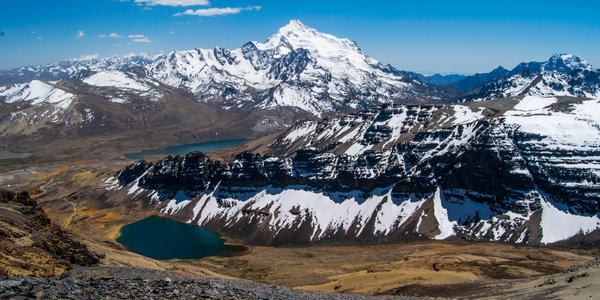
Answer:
[[126, 138, 247, 159], [116, 216, 236, 260]]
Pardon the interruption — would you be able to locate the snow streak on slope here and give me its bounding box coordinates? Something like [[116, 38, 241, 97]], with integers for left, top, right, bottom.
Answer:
[[0, 80, 74, 109], [505, 96, 600, 150], [432, 188, 458, 239], [539, 197, 600, 244], [83, 70, 162, 103], [84, 71, 153, 92]]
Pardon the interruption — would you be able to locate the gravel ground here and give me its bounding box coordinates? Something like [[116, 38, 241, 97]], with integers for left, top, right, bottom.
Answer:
[[0, 266, 421, 300]]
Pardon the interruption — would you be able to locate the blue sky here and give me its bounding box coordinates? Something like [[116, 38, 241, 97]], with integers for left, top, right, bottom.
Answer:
[[0, 0, 599, 74]]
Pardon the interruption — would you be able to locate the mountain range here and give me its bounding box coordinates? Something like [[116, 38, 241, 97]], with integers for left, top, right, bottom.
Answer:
[[1, 20, 598, 125], [2, 20, 600, 247]]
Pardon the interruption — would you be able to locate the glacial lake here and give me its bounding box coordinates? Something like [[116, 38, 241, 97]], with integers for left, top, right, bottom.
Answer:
[[126, 138, 248, 159], [116, 216, 235, 260]]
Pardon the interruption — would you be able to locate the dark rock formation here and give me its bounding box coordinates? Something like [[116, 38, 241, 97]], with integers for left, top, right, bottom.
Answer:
[[0, 190, 100, 277]]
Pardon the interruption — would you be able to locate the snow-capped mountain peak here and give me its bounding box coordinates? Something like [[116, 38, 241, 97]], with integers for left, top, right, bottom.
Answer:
[[461, 53, 599, 101], [0, 80, 74, 109], [543, 53, 592, 73], [256, 20, 375, 69], [141, 20, 442, 115], [264, 20, 358, 51]]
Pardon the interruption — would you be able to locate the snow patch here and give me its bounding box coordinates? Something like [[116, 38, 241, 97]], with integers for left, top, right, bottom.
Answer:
[[539, 197, 600, 244]]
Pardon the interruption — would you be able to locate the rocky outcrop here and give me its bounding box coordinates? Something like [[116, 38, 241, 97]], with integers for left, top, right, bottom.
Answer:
[[0, 190, 99, 277], [0, 266, 397, 300]]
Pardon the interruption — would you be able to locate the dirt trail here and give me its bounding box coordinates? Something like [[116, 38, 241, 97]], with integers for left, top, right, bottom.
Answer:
[[62, 198, 78, 228]]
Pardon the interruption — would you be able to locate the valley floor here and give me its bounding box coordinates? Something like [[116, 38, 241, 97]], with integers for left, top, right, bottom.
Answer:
[[193, 242, 597, 298]]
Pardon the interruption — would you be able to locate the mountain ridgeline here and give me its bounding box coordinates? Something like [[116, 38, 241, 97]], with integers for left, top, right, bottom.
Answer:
[[2, 20, 599, 124], [104, 96, 600, 245]]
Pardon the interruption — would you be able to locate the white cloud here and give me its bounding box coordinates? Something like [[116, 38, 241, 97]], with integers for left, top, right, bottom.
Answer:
[[128, 34, 152, 43], [99, 33, 151, 43], [99, 33, 124, 39], [134, 0, 209, 6], [133, 37, 152, 43], [174, 5, 261, 17], [76, 30, 85, 38]]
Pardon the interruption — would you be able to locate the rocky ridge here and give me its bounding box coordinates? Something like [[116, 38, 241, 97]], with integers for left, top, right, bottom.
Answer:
[[102, 96, 600, 245], [460, 54, 600, 101], [0, 190, 99, 277]]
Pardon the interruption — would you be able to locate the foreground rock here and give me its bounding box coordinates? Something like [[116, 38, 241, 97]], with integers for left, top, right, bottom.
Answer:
[[0, 190, 99, 277], [0, 266, 415, 300]]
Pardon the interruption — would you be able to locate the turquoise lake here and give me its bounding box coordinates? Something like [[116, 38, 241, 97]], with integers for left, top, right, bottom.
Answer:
[[116, 216, 233, 260], [126, 138, 247, 159]]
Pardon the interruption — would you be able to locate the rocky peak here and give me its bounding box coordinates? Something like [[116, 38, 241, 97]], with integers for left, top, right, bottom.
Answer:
[[461, 53, 600, 101], [490, 66, 509, 74], [543, 53, 592, 73], [257, 20, 362, 61]]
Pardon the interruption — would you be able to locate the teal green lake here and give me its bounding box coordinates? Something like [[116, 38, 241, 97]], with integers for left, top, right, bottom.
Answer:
[[126, 138, 247, 159], [116, 216, 233, 260]]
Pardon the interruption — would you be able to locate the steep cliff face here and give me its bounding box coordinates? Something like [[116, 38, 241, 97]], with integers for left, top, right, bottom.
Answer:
[[104, 96, 600, 245]]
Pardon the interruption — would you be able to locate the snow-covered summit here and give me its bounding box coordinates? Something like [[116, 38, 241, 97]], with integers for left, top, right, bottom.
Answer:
[[462, 53, 600, 101], [257, 20, 363, 60], [543, 53, 593, 73], [0, 80, 74, 110], [143, 20, 442, 115]]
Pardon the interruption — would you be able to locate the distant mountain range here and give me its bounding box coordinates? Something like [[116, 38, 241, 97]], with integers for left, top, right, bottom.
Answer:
[[446, 66, 510, 93], [1, 20, 598, 118], [0, 20, 451, 119], [460, 54, 600, 101], [414, 54, 599, 101], [1, 20, 599, 161], [415, 73, 466, 86]]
